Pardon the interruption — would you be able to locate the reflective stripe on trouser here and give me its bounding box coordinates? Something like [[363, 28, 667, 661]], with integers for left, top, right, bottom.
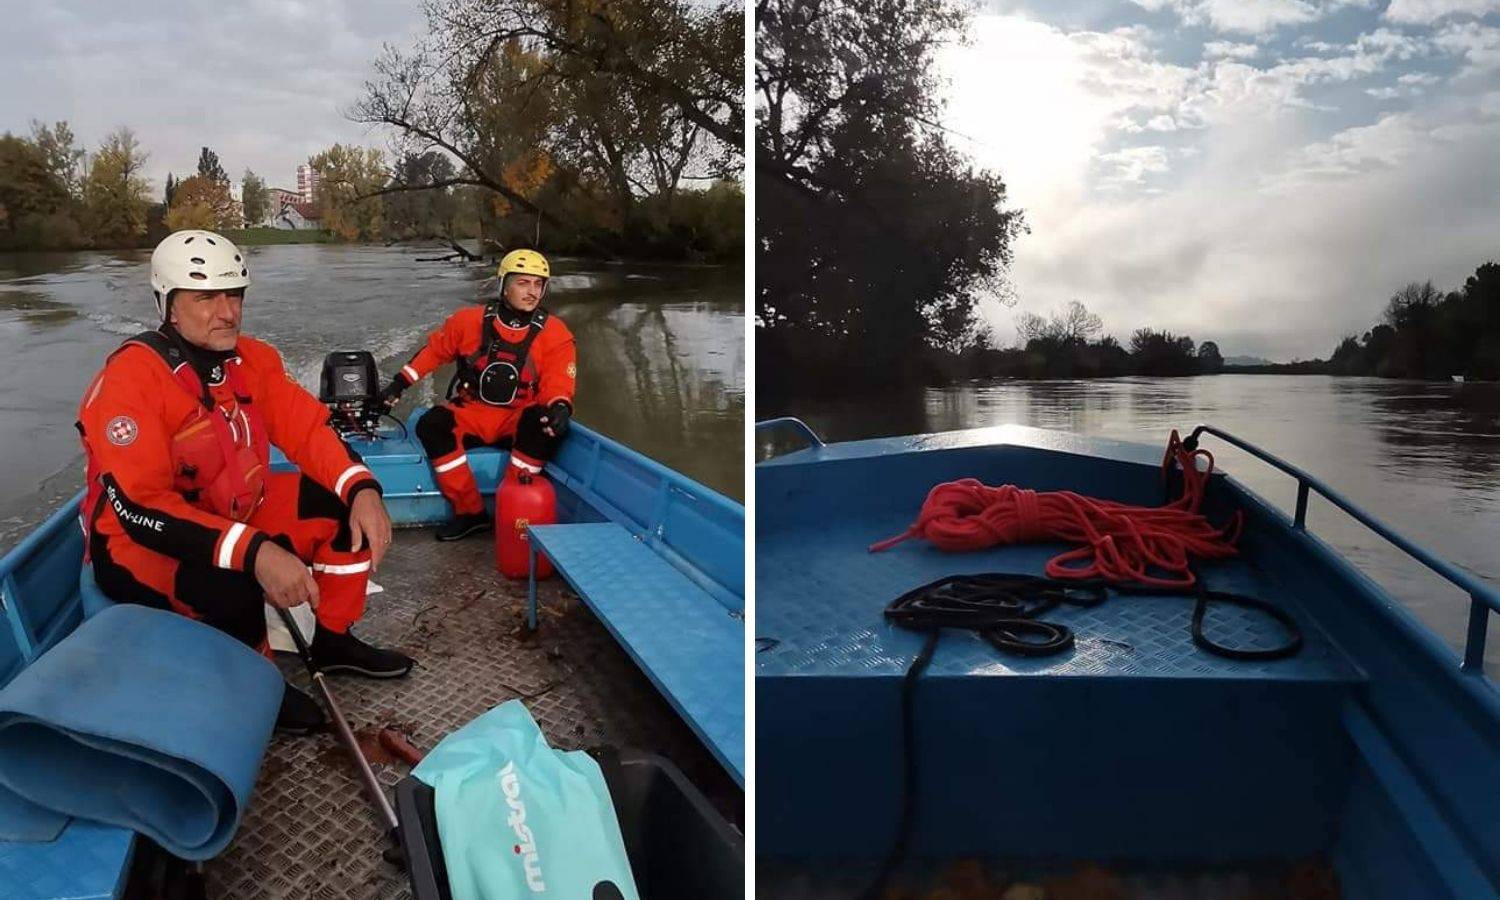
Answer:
[[431, 449, 485, 515], [310, 548, 370, 633], [415, 401, 567, 513], [90, 472, 372, 648]]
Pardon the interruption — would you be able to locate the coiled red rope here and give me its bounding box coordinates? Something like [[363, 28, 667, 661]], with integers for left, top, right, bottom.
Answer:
[[868, 430, 1243, 588]]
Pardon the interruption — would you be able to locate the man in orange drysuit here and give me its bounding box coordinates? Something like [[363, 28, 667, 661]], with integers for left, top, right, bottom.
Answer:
[[77, 229, 414, 735], [378, 249, 576, 541]]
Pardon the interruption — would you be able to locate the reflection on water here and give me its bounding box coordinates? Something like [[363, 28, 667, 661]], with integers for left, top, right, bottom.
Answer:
[[773, 375, 1500, 676], [0, 247, 743, 551], [0, 290, 78, 327]]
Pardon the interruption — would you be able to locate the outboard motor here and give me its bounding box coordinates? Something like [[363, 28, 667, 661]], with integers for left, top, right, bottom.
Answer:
[[318, 351, 383, 440]]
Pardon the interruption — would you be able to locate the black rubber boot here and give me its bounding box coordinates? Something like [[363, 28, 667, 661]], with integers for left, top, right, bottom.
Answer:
[[309, 623, 414, 679], [275, 682, 326, 735], [435, 511, 491, 541]]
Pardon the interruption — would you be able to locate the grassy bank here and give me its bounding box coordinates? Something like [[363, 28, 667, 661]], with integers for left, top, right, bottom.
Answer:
[[221, 228, 335, 246]]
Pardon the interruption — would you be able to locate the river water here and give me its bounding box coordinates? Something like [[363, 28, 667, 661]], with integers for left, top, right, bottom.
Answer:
[[0, 244, 744, 552], [766, 375, 1500, 677]]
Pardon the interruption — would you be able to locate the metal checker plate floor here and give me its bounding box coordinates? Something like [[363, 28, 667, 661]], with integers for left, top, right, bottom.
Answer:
[[205, 529, 741, 900], [529, 523, 744, 784], [756, 513, 1360, 682]]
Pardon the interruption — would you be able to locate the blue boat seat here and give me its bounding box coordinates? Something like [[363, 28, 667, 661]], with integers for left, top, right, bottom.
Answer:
[[0, 562, 135, 900], [526, 522, 744, 785], [0, 819, 135, 900]]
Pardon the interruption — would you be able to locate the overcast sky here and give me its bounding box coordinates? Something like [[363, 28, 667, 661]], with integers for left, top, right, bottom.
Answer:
[[0, 0, 424, 194], [944, 0, 1500, 360]]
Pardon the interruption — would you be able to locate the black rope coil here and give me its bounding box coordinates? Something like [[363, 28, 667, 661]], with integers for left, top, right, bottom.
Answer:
[[856, 571, 1302, 900]]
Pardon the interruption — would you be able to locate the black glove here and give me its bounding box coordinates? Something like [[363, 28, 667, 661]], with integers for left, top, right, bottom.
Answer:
[[378, 378, 406, 412], [542, 401, 572, 438]]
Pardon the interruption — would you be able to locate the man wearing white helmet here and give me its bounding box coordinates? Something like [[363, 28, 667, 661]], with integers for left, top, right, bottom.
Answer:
[[75, 230, 414, 734], [379, 248, 577, 541]]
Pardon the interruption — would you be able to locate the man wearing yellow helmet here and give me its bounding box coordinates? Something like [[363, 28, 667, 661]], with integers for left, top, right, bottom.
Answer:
[[380, 249, 577, 540]]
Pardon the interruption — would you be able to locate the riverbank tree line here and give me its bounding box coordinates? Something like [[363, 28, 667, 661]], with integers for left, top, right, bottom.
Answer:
[[0, 0, 742, 261], [1326, 261, 1500, 380], [932, 300, 1226, 380]]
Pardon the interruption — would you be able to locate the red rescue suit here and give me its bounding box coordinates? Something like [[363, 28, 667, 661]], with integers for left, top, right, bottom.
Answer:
[[77, 329, 382, 650], [396, 304, 576, 516]]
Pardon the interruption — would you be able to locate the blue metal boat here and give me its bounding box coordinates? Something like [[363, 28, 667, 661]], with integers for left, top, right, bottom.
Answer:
[[756, 418, 1499, 899], [0, 411, 744, 899]]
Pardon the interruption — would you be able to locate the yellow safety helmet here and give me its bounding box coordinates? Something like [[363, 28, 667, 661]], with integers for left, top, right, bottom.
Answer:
[[498, 249, 550, 281]]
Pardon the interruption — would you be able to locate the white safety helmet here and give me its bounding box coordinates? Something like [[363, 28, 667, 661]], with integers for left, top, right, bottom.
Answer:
[[150, 230, 250, 320]]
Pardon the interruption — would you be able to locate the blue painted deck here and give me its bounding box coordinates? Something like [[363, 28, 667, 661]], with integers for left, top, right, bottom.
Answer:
[[759, 522, 1356, 682], [528, 523, 744, 784], [756, 422, 1500, 898]]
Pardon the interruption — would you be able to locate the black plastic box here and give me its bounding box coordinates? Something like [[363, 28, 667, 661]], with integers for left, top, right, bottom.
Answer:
[[395, 750, 744, 899]]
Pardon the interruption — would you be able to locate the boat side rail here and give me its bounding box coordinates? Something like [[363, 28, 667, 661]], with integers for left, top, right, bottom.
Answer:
[[0, 490, 85, 679], [1184, 423, 1499, 676], [755, 417, 824, 461]]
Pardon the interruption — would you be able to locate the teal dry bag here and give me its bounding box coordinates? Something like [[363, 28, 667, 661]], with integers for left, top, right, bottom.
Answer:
[[412, 700, 640, 900]]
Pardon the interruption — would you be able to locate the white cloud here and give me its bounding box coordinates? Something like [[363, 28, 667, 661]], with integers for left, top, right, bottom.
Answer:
[[1260, 28, 1431, 88], [1204, 41, 1261, 58], [1179, 60, 1328, 125], [1132, 0, 1376, 35], [1276, 113, 1432, 183], [1367, 70, 1444, 98], [1145, 114, 1181, 129], [1384, 0, 1500, 24], [1432, 21, 1500, 74], [1352, 27, 1431, 61], [1097, 145, 1173, 185]]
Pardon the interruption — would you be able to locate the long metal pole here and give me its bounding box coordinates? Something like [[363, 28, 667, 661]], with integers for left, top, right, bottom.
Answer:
[[275, 607, 400, 835]]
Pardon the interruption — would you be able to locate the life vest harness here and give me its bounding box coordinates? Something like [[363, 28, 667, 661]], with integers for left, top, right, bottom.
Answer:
[[449, 304, 548, 407], [81, 331, 268, 541]]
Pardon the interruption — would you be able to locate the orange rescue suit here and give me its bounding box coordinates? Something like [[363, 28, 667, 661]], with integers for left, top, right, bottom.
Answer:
[[398, 304, 576, 515], [77, 330, 381, 643], [396, 304, 576, 411]]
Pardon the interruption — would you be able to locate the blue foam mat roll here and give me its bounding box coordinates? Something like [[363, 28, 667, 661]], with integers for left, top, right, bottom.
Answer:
[[0, 604, 283, 859]]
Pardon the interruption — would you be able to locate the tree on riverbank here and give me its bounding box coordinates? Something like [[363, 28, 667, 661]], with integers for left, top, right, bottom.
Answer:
[[0, 122, 84, 249], [309, 144, 387, 242], [384, 151, 460, 240], [241, 169, 268, 226], [349, 0, 742, 260], [164, 174, 237, 232], [196, 147, 228, 185], [756, 0, 1025, 397], [0, 123, 151, 250], [1328, 262, 1500, 380], [81, 128, 151, 247]]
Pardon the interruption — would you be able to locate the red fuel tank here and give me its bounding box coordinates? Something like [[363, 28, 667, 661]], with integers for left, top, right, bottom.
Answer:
[[495, 468, 556, 580]]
